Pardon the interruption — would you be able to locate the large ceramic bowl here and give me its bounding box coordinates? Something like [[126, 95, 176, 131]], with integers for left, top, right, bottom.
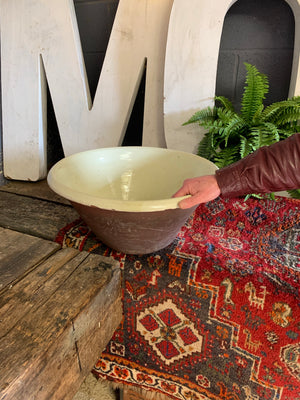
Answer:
[[47, 147, 217, 254]]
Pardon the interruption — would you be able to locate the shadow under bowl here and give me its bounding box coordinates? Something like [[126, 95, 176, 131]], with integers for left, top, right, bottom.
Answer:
[[47, 147, 217, 254]]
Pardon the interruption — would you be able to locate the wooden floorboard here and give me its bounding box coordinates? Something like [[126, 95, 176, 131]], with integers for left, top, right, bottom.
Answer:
[[0, 245, 79, 336], [0, 179, 70, 204], [0, 245, 122, 400], [0, 190, 78, 240], [0, 227, 60, 290]]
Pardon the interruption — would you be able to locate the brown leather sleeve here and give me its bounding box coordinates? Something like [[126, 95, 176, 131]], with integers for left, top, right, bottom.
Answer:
[[215, 133, 300, 197]]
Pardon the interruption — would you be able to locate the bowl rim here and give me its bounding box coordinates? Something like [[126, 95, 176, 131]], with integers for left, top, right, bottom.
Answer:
[[47, 147, 217, 212]]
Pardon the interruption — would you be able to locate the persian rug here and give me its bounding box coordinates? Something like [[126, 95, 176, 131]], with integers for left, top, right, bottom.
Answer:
[[55, 196, 300, 400]]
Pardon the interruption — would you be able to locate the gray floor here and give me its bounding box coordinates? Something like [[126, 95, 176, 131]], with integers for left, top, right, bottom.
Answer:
[[73, 373, 117, 400]]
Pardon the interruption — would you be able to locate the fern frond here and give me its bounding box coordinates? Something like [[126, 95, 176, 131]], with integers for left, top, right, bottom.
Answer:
[[244, 193, 265, 200], [245, 193, 276, 200], [278, 127, 300, 139], [249, 125, 278, 149], [263, 98, 300, 127], [241, 63, 269, 123], [287, 189, 300, 199], [213, 146, 240, 168], [273, 107, 300, 127], [290, 96, 300, 102], [239, 136, 255, 158], [215, 96, 235, 112], [223, 114, 247, 146], [252, 104, 264, 124], [183, 107, 216, 126], [261, 122, 280, 142], [261, 103, 282, 122], [197, 132, 216, 160], [216, 108, 236, 125]]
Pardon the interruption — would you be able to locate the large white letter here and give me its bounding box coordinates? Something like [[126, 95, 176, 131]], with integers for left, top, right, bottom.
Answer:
[[285, 0, 300, 97], [1, 0, 173, 180], [164, 0, 236, 154], [164, 0, 300, 154]]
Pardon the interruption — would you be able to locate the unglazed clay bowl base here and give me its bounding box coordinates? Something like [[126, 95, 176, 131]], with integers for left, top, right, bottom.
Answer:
[[71, 201, 197, 254], [47, 147, 217, 254]]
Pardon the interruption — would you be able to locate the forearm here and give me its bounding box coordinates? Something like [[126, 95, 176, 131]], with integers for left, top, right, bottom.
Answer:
[[215, 133, 300, 197]]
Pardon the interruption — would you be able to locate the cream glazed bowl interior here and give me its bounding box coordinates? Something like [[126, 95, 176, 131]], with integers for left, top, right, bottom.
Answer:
[[47, 147, 217, 254]]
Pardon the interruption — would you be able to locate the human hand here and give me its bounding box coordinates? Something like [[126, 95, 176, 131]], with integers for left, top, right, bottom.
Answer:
[[173, 175, 221, 209]]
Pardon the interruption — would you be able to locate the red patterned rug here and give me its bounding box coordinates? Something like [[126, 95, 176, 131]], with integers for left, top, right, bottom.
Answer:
[[55, 196, 300, 400]]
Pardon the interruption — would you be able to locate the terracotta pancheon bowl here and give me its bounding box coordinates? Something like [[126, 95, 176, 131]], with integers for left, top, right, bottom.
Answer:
[[47, 147, 217, 254]]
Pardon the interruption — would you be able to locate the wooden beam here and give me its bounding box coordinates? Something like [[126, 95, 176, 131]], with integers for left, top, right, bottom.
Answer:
[[0, 249, 122, 400], [0, 227, 60, 290], [0, 191, 78, 240]]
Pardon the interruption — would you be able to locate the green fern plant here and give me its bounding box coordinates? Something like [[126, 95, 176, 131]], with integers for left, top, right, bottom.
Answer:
[[184, 62, 300, 199]]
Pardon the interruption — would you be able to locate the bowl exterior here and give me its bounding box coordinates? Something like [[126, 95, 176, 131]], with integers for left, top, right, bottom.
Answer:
[[71, 201, 196, 254]]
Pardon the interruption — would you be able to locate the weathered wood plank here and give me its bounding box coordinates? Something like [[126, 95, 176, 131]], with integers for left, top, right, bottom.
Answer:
[[0, 227, 60, 290], [0, 179, 70, 205], [32, 289, 122, 400], [0, 191, 78, 240], [0, 246, 80, 338], [0, 252, 121, 400]]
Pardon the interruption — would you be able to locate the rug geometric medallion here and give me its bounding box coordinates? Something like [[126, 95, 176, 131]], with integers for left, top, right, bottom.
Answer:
[[55, 196, 300, 400]]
